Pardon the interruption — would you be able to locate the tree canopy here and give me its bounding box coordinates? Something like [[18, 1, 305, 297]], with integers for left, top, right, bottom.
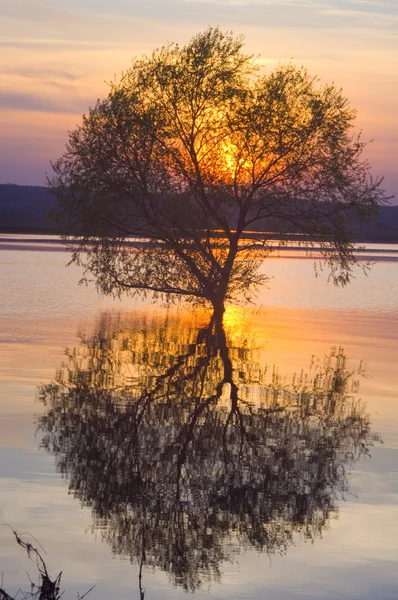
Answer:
[[50, 28, 387, 317]]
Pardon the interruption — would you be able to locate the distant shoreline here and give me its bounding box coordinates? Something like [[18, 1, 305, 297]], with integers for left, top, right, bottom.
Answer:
[[0, 227, 398, 245], [1, 234, 397, 261]]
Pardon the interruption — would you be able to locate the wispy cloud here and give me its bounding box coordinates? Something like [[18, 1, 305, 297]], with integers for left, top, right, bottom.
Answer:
[[0, 90, 92, 114], [0, 0, 89, 30], [175, 0, 398, 29], [0, 66, 79, 81]]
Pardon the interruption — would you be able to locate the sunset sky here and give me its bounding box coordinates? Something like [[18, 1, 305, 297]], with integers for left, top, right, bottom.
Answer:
[[0, 0, 396, 201]]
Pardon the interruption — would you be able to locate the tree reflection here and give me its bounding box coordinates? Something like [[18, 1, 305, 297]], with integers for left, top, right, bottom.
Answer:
[[37, 311, 377, 592]]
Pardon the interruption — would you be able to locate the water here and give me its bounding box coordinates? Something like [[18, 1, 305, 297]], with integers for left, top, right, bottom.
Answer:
[[0, 237, 397, 599]]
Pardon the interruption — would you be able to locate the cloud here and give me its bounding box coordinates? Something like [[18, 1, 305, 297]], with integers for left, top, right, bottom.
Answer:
[[0, 0, 396, 48], [174, 0, 398, 30], [0, 0, 171, 46], [0, 90, 91, 114], [0, 0, 87, 30], [0, 66, 79, 81], [0, 38, 129, 53]]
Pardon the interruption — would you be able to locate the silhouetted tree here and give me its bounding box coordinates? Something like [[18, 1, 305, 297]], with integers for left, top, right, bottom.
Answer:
[[50, 28, 387, 320], [38, 311, 377, 591]]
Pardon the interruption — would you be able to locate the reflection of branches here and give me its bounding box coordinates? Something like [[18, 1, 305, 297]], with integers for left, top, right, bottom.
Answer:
[[37, 311, 378, 592]]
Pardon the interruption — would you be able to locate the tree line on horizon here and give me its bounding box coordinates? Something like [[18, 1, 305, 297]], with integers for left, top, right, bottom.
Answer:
[[1, 182, 397, 240]]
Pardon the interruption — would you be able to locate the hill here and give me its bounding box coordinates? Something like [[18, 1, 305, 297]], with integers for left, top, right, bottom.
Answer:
[[0, 184, 397, 241]]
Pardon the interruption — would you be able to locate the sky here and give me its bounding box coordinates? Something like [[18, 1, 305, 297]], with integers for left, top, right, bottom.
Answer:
[[0, 0, 396, 201]]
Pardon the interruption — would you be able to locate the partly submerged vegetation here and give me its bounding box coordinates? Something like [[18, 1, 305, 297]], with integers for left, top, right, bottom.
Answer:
[[0, 528, 94, 600]]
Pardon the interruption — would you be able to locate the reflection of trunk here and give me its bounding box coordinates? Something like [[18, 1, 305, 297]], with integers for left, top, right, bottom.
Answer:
[[212, 311, 238, 406], [212, 311, 245, 457], [211, 296, 226, 334], [138, 528, 146, 599]]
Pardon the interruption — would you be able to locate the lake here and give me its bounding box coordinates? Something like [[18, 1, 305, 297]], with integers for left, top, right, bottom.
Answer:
[[0, 236, 397, 600]]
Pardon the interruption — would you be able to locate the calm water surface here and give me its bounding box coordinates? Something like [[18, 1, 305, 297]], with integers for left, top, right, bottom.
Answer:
[[0, 237, 397, 600]]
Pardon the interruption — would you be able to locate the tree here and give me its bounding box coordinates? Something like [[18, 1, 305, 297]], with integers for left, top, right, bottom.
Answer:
[[50, 28, 387, 320]]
